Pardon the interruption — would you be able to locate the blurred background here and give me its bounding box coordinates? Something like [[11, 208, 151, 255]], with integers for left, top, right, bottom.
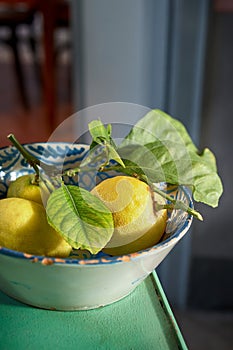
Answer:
[[0, 0, 232, 348]]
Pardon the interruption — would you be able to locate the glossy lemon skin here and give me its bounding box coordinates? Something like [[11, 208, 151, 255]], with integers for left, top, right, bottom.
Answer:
[[7, 174, 44, 205], [7, 174, 51, 206], [91, 176, 167, 256], [0, 197, 72, 257]]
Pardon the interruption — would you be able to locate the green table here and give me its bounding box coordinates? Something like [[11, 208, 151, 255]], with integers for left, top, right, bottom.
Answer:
[[0, 271, 187, 350]]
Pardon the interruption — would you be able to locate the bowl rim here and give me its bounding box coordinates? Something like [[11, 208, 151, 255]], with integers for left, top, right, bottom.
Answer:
[[0, 142, 193, 266]]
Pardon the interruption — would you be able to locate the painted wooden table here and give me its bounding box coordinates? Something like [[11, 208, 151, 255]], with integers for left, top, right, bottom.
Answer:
[[0, 271, 187, 350]]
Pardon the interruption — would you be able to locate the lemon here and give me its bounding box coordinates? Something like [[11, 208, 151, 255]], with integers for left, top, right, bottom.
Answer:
[[91, 176, 167, 255], [7, 174, 47, 205], [7, 173, 51, 206], [0, 197, 72, 257]]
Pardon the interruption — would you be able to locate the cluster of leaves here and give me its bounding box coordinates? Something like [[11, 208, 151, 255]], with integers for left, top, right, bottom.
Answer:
[[9, 110, 223, 254]]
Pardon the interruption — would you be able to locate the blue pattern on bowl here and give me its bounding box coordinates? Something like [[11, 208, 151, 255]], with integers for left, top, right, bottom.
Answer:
[[0, 142, 193, 265]]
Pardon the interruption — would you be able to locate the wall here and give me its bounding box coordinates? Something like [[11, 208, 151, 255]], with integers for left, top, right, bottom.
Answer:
[[188, 11, 233, 310]]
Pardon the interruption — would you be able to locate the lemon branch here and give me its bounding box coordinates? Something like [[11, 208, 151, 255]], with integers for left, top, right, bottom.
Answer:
[[7, 134, 56, 194], [7, 134, 203, 221], [58, 160, 203, 221], [100, 164, 203, 221], [8, 134, 40, 180]]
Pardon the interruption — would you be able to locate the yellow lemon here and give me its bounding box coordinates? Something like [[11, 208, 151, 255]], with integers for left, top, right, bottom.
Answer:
[[7, 174, 50, 206], [91, 176, 167, 255], [0, 197, 72, 258]]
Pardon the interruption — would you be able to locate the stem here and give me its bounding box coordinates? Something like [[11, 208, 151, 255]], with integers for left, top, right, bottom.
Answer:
[[39, 173, 57, 193], [151, 184, 203, 221], [8, 134, 40, 177], [8, 133, 59, 177], [7, 134, 58, 194]]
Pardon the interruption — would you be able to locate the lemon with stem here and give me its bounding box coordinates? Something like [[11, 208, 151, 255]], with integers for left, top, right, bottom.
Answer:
[[7, 174, 47, 205]]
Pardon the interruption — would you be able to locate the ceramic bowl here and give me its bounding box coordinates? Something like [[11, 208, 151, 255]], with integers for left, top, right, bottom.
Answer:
[[0, 143, 193, 310]]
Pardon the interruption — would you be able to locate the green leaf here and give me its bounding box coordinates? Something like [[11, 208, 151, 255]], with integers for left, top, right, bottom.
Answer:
[[86, 120, 125, 169], [119, 109, 223, 208], [106, 144, 125, 168], [88, 119, 110, 147], [121, 109, 198, 153], [46, 184, 114, 254]]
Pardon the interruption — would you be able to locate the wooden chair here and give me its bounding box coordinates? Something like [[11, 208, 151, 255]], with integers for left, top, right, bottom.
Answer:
[[39, 0, 71, 131], [0, 0, 71, 132], [0, 1, 38, 108]]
